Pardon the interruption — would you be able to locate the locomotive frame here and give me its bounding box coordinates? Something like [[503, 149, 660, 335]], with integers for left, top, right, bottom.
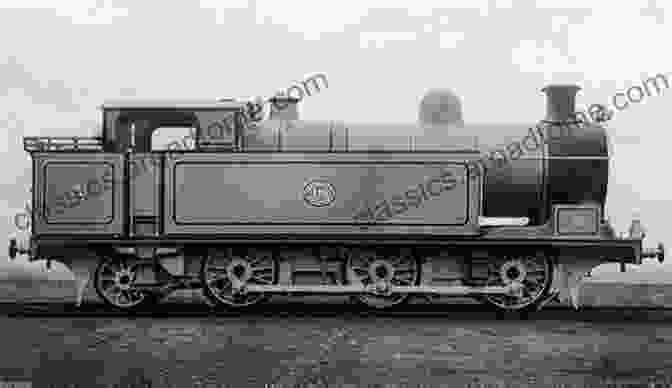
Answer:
[[8, 87, 665, 315]]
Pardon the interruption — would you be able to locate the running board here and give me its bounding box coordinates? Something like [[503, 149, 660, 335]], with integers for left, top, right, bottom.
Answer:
[[239, 284, 518, 296]]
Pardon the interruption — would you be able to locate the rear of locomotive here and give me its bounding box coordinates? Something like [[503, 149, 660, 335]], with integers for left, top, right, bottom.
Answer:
[[7, 86, 664, 314]]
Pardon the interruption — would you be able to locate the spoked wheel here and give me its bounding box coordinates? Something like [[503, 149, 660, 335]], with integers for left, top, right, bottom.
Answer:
[[346, 249, 421, 309], [200, 248, 278, 309], [94, 255, 158, 311], [481, 254, 553, 314]]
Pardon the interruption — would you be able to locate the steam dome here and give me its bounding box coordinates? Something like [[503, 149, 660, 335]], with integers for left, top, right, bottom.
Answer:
[[418, 89, 463, 126]]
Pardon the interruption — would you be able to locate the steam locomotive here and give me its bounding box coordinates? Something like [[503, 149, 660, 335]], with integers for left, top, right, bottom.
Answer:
[[8, 84, 665, 314]]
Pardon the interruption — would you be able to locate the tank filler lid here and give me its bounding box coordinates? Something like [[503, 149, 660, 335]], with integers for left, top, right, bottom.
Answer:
[[268, 94, 300, 121]]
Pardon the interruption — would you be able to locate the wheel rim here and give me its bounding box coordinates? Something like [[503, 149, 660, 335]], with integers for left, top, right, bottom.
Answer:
[[484, 255, 552, 310], [202, 250, 276, 307], [347, 251, 419, 309], [95, 257, 146, 308]]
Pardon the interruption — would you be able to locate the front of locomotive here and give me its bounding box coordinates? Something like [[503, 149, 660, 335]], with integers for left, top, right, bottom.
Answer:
[[459, 84, 665, 308], [468, 84, 662, 263], [539, 85, 664, 266]]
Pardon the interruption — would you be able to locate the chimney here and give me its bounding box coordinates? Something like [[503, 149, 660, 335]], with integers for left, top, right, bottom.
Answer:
[[268, 95, 300, 120], [541, 84, 581, 123]]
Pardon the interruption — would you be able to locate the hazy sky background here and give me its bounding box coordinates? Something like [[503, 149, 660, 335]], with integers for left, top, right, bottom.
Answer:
[[1, 0, 671, 277]]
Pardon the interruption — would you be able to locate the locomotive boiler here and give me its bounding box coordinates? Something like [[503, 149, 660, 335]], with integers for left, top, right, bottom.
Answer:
[[7, 83, 665, 314]]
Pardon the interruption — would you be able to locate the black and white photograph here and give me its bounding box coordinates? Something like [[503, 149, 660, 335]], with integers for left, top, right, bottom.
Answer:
[[1, 1, 672, 387]]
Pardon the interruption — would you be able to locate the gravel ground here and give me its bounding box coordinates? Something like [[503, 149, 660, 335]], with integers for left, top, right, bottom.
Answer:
[[2, 300, 672, 388], [2, 278, 672, 387]]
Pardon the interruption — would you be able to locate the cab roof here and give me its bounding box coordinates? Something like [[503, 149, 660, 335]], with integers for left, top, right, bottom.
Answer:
[[101, 99, 247, 110]]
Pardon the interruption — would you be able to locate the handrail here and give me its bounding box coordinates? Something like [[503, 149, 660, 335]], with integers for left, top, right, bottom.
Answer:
[[195, 136, 237, 151], [23, 136, 103, 152]]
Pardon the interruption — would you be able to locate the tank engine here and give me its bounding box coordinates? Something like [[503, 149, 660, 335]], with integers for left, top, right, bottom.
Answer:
[[8, 84, 664, 314]]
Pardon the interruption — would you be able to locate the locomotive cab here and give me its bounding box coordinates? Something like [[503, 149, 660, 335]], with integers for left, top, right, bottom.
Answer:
[[100, 99, 249, 153]]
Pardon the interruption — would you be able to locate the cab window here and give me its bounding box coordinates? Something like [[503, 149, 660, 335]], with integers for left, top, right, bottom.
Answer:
[[151, 127, 196, 151]]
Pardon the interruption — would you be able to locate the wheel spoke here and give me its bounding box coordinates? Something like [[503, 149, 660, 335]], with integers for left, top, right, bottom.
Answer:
[[114, 291, 124, 306], [121, 290, 133, 304]]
